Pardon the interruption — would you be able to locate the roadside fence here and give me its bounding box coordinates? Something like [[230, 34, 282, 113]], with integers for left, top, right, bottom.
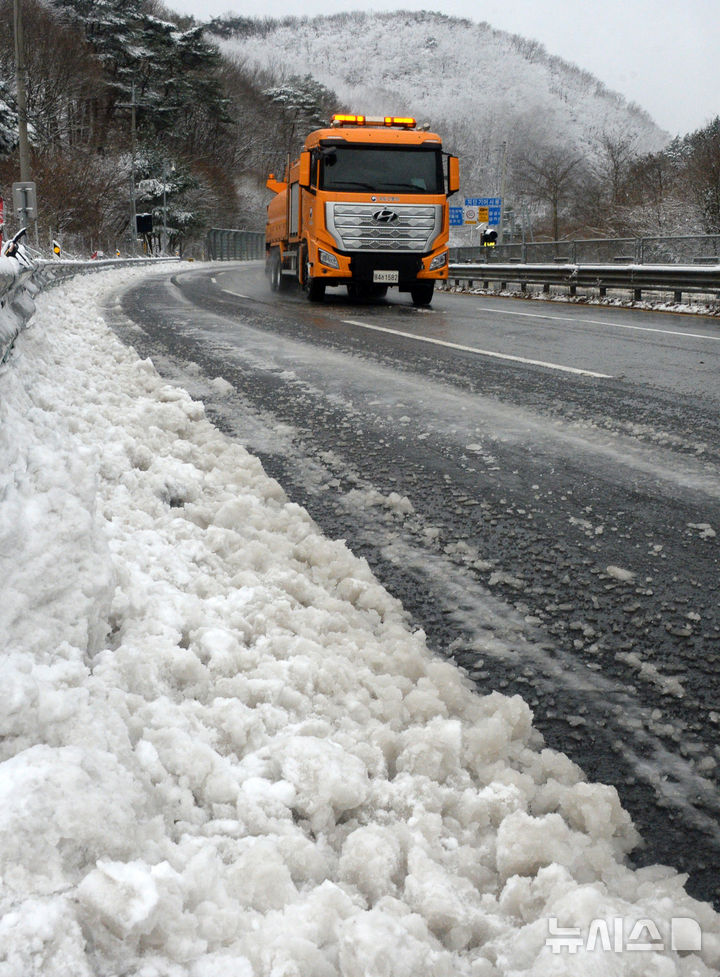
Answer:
[[206, 229, 265, 261], [450, 234, 720, 266], [0, 254, 178, 366], [444, 261, 720, 305]]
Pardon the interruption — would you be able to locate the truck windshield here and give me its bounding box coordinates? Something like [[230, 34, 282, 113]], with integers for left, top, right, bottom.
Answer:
[[319, 146, 443, 194]]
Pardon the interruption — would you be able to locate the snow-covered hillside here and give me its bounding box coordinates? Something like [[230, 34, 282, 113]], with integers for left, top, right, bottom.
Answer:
[[211, 11, 668, 194]]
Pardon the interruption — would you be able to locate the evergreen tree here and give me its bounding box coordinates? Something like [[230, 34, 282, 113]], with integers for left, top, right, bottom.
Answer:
[[50, 0, 229, 155]]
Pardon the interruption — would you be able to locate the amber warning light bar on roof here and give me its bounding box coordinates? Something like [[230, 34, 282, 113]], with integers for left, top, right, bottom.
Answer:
[[331, 114, 417, 129]]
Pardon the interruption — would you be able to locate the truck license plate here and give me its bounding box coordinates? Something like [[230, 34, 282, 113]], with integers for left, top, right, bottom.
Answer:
[[373, 270, 399, 284]]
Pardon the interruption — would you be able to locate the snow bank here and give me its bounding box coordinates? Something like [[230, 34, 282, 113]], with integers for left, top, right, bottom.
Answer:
[[1, 266, 718, 976], [0, 254, 36, 363]]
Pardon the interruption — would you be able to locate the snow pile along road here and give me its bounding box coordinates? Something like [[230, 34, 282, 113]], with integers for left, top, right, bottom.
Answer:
[[1, 266, 718, 976]]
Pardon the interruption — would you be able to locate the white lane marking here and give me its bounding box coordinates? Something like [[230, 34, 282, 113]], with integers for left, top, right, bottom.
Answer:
[[222, 288, 249, 299], [472, 305, 720, 342], [342, 320, 612, 378]]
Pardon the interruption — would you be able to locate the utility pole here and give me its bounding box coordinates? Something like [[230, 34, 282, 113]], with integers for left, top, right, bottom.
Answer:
[[162, 160, 168, 255], [13, 0, 39, 246], [13, 0, 30, 183], [130, 83, 137, 255], [497, 141, 508, 246]]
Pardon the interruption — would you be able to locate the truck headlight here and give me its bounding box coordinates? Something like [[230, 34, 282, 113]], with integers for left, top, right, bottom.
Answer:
[[318, 248, 340, 269], [430, 251, 448, 270]]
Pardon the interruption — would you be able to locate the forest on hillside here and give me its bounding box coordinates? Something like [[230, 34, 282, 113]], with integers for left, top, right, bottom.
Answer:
[[0, 0, 718, 257]]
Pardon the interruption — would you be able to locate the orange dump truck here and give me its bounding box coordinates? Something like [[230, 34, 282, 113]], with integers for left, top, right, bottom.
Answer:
[[266, 114, 460, 306]]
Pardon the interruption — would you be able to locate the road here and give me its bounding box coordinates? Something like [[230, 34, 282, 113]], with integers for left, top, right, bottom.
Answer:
[[108, 261, 720, 908]]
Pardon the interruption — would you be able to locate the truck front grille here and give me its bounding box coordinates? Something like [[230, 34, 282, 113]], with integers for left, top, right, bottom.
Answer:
[[325, 203, 442, 253]]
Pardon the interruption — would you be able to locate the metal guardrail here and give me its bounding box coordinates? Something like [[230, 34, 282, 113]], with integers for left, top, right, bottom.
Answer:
[[451, 234, 720, 266], [0, 258, 36, 365], [206, 228, 265, 261], [445, 261, 720, 304], [0, 255, 179, 365]]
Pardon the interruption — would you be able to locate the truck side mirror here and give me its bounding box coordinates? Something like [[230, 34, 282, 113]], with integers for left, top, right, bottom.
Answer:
[[299, 151, 312, 189], [447, 156, 460, 196]]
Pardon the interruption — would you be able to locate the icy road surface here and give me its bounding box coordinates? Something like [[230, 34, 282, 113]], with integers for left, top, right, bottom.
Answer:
[[110, 261, 720, 910]]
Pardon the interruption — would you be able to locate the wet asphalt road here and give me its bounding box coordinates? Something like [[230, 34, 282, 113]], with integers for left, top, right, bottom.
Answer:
[[108, 261, 720, 907]]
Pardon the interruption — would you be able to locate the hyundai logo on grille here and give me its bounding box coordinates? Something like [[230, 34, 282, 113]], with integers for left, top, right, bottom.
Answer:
[[372, 208, 399, 224]]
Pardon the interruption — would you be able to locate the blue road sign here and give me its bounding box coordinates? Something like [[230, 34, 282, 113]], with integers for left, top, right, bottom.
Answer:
[[449, 207, 464, 226], [464, 197, 502, 226]]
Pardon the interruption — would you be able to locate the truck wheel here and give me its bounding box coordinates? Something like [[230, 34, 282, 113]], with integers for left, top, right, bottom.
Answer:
[[302, 246, 325, 302], [269, 249, 284, 291], [410, 282, 434, 307]]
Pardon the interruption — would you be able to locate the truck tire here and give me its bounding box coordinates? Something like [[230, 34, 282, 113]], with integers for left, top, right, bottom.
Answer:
[[301, 245, 325, 302], [269, 248, 284, 292], [410, 282, 434, 307]]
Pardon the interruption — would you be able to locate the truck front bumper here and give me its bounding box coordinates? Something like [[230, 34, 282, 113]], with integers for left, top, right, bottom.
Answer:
[[312, 246, 448, 287]]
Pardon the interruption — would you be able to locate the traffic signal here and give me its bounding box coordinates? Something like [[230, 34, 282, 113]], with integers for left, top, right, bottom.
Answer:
[[482, 228, 498, 247]]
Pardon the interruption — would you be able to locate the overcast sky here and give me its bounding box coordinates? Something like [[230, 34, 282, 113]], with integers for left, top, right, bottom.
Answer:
[[165, 0, 718, 138]]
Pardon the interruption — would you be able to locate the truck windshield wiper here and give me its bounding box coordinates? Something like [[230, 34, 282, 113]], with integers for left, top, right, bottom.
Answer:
[[327, 181, 377, 190], [380, 182, 432, 192]]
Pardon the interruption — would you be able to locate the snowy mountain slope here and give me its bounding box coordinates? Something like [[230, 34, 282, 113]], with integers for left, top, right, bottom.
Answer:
[[211, 11, 668, 191]]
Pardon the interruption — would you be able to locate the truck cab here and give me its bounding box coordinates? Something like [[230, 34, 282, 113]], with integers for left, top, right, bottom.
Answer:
[[266, 114, 460, 305]]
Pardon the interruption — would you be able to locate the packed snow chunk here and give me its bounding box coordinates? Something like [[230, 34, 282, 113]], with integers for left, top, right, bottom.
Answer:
[[0, 895, 92, 977], [280, 735, 370, 831], [0, 653, 39, 740], [338, 825, 405, 904], [77, 856, 208, 962], [77, 859, 168, 937], [464, 693, 535, 769], [0, 746, 153, 898], [473, 782, 527, 828], [242, 880, 358, 976], [0, 439, 115, 658], [395, 717, 462, 781], [225, 838, 298, 911], [533, 780, 639, 849], [209, 376, 235, 397], [495, 876, 720, 977], [495, 810, 628, 884], [338, 903, 457, 977], [606, 565, 636, 583], [189, 953, 253, 977], [404, 846, 489, 950]]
